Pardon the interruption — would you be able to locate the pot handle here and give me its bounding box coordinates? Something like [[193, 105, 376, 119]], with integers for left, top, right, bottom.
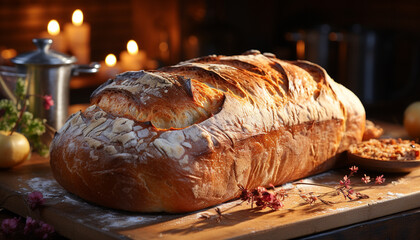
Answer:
[[72, 62, 101, 76]]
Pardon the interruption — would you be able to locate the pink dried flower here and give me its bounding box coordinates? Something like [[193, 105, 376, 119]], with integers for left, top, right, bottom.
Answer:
[[375, 175, 386, 184], [340, 175, 351, 188], [34, 221, 55, 239], [239, 186, 252, 201], [361, 174, 371, 184], [237, 184, 284, 210], [28, 191, 45, 210], [261, 191, 275, 203], [24, 217, 37, 235], [42, 95, 54, 110], [24, 217, 54, 239], [349, 166, 358, 174], [270, 199, 284, 210], [255, 197, 266, 208], [1, 217, 20, 235]]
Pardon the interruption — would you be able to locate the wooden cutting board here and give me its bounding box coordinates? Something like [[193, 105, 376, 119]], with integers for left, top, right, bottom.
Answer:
[[1, 154, 420, 240]]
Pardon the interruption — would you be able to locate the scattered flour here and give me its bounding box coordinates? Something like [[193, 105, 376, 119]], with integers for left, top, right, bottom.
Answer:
[[281, 183, 294, 189], [391, 178, 406, 185], [319, 207, 351, 214], [334, 207, 350, 212], [307, 171, 334, 180], [387, 192, 404, 197], [300, 171, 338, 185], [17, 176, 163, 230], [21, 177, 67, 198]]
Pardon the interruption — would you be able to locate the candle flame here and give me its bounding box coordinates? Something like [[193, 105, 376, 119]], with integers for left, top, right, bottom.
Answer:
[[127, 40, 139, 55], [105, 54, 117, 67], [72, 9, 84, 26], [47, 20, 60, 36]]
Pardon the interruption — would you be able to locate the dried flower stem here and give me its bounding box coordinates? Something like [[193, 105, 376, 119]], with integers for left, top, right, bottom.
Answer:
[[201, 166, 385, 223]]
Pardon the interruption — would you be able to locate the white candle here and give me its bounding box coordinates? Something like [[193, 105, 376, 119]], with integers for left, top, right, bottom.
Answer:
[[99, 53, 121, 80], [64, 9, 90, 64], [120, 40, 146, 71], [40, 20, 66, 53]]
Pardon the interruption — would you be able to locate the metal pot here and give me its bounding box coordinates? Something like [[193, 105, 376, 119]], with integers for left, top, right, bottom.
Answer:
[[0, 38, 100, 130]]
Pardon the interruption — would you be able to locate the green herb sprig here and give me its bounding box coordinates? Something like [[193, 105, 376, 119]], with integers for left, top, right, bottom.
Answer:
[[0, 78, 51, 156]]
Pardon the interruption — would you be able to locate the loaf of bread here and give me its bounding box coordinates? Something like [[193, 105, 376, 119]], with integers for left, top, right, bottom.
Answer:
[[50, 50, 366, 213]]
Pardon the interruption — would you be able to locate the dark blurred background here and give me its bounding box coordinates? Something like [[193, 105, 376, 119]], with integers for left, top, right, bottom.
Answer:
[[1, 0, 420, 123]]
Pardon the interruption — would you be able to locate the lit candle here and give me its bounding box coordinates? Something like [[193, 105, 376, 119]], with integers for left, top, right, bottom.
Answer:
[[64, 9, 90, 64], [99, 53, 121, 79], [120, 40, 147, 71], [40, 20, 66, 53]]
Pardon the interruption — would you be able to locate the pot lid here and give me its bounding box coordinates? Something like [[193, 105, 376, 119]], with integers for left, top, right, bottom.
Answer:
[[11, 38, 76, 65]]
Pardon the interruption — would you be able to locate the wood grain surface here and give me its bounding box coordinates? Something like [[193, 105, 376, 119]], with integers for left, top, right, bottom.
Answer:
[[1, 151, 420, 240]]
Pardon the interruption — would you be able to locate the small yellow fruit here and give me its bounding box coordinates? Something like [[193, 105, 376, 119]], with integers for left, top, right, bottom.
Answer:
[[404, 102, 420, 138], [0, 131, 31, 168]]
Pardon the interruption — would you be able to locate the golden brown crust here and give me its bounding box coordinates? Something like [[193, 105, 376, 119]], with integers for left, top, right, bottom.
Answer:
[[50, 50, 366, 212], [362, 120, 384, 141]]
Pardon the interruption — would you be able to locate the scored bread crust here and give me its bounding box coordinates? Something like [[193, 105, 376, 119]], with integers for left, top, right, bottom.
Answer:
[[50, 50, 365, 213]]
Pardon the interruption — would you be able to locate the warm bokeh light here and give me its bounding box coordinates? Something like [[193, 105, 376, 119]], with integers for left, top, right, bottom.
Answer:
[[296, 40, 305, 60], [1, 49, 17, 59], [159, 42, 169, 52], [47, 20, 60, 36], [105, 54, 117, 67], [72, 9, 84, 26], [127, 40, 139, 55], [329, 32, 338, 41], [188, 35, 198, 45]]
